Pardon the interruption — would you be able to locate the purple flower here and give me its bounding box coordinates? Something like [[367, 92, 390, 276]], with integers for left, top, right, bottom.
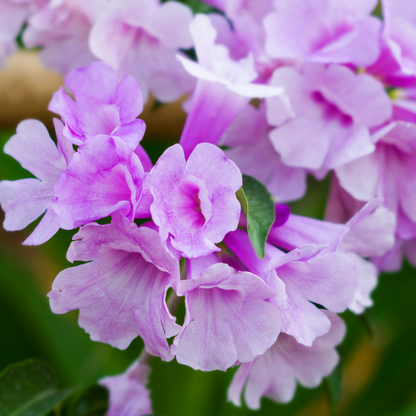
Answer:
[[270, 199, 396, 258], [52, 135, 150, 230], [0, 0, 35, 64], [89, 0, 195, 103], [268, 199, 396, 314], [145, 143, 242, 258], [100, 361, 152, 416], [0, 118, 73, 245], [23, 0, 103, 75], [264, 0, 382, 67], [336, 121, 416, 270], [49, 61, 146, 149], [221, 102, 307, 203], [202, 0, 274, 63], [171, 254, 281, 371], [228, 311, 345, 409], [48, 214, 180, 360], [178, 13, 283, 157], [266, 63, 392, 177], [224, 229, 357, 346]]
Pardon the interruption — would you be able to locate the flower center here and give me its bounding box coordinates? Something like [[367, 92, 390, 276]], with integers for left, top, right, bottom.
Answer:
[[311, 91, 353, 128], [175, 178, 210, 231]]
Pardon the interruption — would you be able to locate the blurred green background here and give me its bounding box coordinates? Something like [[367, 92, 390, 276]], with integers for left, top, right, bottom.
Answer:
[[1, 122, 416, 416]]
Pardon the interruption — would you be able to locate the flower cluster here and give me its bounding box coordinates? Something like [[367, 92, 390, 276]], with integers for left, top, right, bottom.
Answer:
[[1, 0, 415, 413]]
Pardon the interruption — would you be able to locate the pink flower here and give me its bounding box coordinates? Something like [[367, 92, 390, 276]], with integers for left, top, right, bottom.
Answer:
[[0, 0, 36, 64], [49, 62, 146, 149], [228, 311, 345, 409], [48, 214, 180, 360], [269, 199, 396, 313], [266, 63, 392, 177], [89, 0, 195, 103], [221, 102, 307, 203], [264, 0, 382, 67], [224, 229, 357, 346], [203, 0, 275, 63], [52, 135, 150, 230], [145, 143, 242, 258], [172, 254, 281, 372], [23, 0, 104, 75], [178, 13, 283, 157], [336, 121, 416, 270]]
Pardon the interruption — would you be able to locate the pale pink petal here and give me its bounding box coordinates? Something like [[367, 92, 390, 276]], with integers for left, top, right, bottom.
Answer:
[[228, 311, 345, 409], [147, 143, 242, 258], [179, 79, 249, 158], [23, 207, 60, 246], [53, 136, 145, 229], [340, 203, 396, 257], [49, 216, 180, 360], [0, 178, 53, 231], [335, 152, 381, 201], [100, 361, 152, 416], [185, 142, 242, 192], [174, 263, 281, 371], [347, 253, 377, 314], [264, 0, 380, 66], [270, 249, 358, 314], [4, 119, 66, 183], [54, 118, 74, 166], [145, 1, 193, 50]]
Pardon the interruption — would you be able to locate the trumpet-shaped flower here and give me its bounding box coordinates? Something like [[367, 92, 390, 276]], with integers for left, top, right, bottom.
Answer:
[[23, 0, 104, 75], [228, 311, 345, 409], [266, 64, 392, 177], [89, 0, 195, 104], [268, 199, 396, 313], [336, 121, 416, 270], [48, 214, 180, 361], [145, 143, 242, 258], [178, 13, 283, 157], [49, 62, 146, 148], [264, 0, 381, 67], [172, 254, 281, 371], [224, 229, 357, 346]]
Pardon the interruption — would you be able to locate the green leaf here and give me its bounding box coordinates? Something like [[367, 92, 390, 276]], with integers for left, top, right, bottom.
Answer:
[[60, 384, 108, 416], [0, 359, 74, 416], [324, 362, 342, 416], [237, 175, 275, 259], [162, 0, 216, 14]]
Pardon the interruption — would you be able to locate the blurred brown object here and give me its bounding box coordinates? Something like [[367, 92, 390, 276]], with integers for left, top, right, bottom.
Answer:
[[0, 50, 187, 139], [0, 51, 62, 129], [141, 96, 187, 140]]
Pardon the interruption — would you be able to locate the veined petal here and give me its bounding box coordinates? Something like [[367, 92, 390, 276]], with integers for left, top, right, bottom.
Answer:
[[228, 311, 345, 409], [49, 217, 180, 360], [174, 263, 281, 371], [4, 119, 67, 183], [0, 178, 53, 232]]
